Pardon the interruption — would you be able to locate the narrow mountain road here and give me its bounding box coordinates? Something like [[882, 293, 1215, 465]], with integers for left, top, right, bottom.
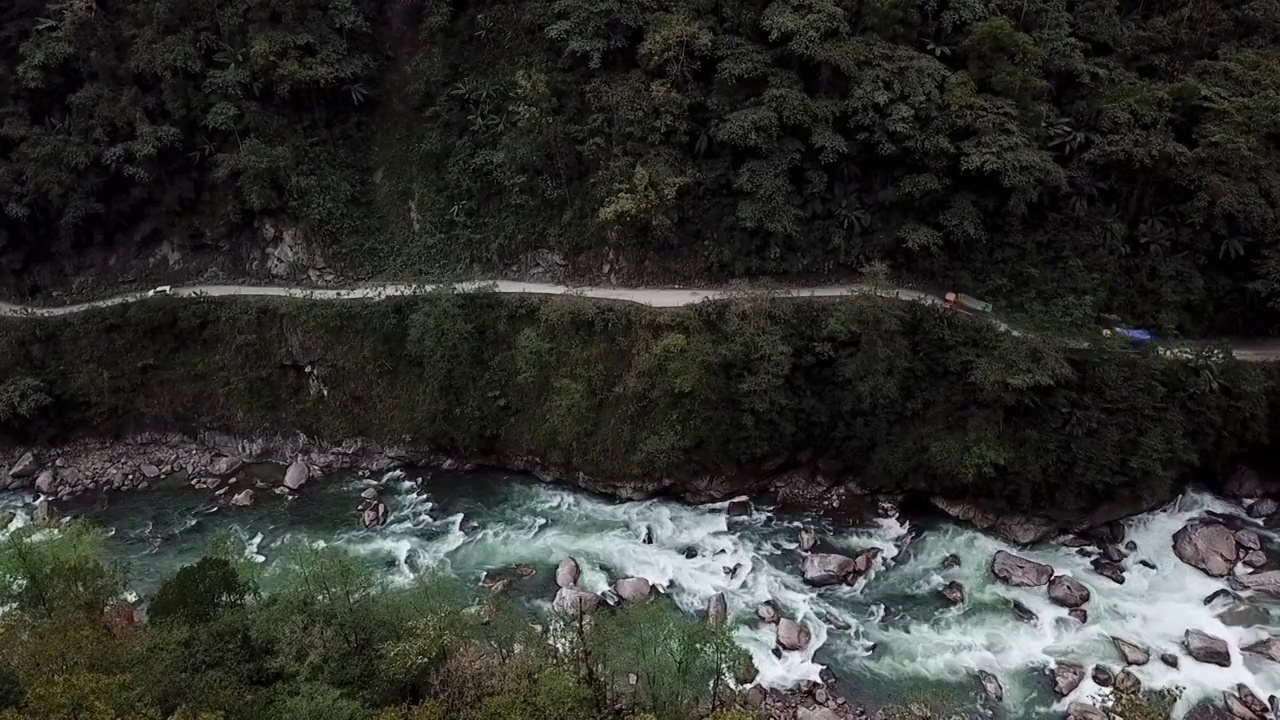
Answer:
[[0, 280, 1276, 362]]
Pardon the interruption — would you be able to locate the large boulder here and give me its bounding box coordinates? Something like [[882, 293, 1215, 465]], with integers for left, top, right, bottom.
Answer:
[[777, 618, 811, 651], [977, 670, 1004, 703], [1067, 703, 1108, 720], [802, 553, 858, 586], [1185, 629, 1232, 667], [1051, 663, 1085, 696], [556, 558, 580, 589], [1232, 570, 1280, 598], [1243, 637, 1280, 663], [361, 501, 388, 529], [852, 547, 882, 574], [1225, 693, 1262, 720], [1048, 575, 1090, 608], [230, 489, 256, 507], [932, 497, 998, 529], [8, 451, 38, 479], [1249, 499, 1279, 518], [994, 516, 1057, 545], [939, 581, 965, 606], [1236, 529, 1262, 552], [991, 550, 1053, 587], [34, 470, 56, 495], [706, 592, 727, 628], [283, 459, 310, 490], [614, 577, 653, 602], [553, 587, 600, 615], [1115, 669, 1141, 694], [1184, 703, 1235, 720], [798, 528, 818, 552], [796, 708, 841, 720], [207, 455, 243, 477], [1174, 523, 1239, 577], [1111, 636, 1150, 665]]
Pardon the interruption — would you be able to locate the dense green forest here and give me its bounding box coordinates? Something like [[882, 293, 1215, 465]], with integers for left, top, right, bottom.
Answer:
[[2, 0, 1280, 334], [0, 293, 1271, 515], [0, 522, 761, 720]]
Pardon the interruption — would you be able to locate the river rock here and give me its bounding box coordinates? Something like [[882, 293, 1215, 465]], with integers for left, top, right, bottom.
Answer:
[[1226, 692, 1262, 720], [140, 463, 161, 479], [1102, 544, 1127, 563], [1243, 550, 1268, 568], [932, 497, 997, 529], [1249, 499, 1279, 518], [1048, 575, 1090, 608], [1114, 669, 1141, 693], [706, 592, 727, 628], [1174, 523, 1239, 577], [852, 547, 882, 574], [641, 525, 653, 544], [1206, 588, 1241, 605], [799, 528, 818, 552], [994, 515, 1057, 545], [552, 587, 600, 615], [991, 550, 1053, 587], [1112, 636, 1150, 665], [284, 459, 310, 490], [726, 500, 751, 517], [360, 487, 379, 500], [939, 581, 965, 606], [1236, 686, 1269, 718], [757, 601, 782, 624], [1185, 703, 1235, 720], [1091, 665, 1113, 687], [614, 577, 652, 602], [0, 510, 13, 530], [1011, 599, 1038, 624], [940, 553, 961, 571], [8, 451, 37, 479], [556, 558, 580, 588], [230, 489, 255, 507], [361, 501, 388, 529], [32, 498, 52, 524], [1051, 663, 1085, 696], [796, 707, 840, 720], [1090, 557, 1126, 584], [1067, 702, 1108, 720], [1069, 608, 1088, 624], [1161, 652, 1180, 668], [1185, 629, 1231, 667], [1231, 569, 1280, 597], [1243, 637, 1280, 662], [777, 618, 811, 651], [206, 455, 243, 476], [802, 553, 858, 586], [34, 469, 55, 494], [1237, 529, 1262, 552], [977, 670, 1003, 703]]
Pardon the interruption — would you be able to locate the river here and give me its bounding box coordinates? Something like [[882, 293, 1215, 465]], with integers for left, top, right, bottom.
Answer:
[[2, 467, 1278, 718]]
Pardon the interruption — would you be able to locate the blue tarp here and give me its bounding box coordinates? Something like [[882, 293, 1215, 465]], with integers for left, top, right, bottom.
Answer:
[[1116, 327, 1154, 343]]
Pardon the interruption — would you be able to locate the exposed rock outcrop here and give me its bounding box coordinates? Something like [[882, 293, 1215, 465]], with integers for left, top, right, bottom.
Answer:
[[1174, 523, 1239, 577], [1243, 637, 1280, 663], [8, 451, 38, 479], [552, 587, 600, 615], [777, 618, 811, 651], [1185, 629, 1232, 667], [614, 577, 653, 602], [991, 551, 1053, 587]]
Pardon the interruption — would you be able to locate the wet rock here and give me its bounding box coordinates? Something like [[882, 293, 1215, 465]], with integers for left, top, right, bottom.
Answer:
[[284, 459, 310, 490], [1243, 637, 1280, 663], [991, 550, 1053, 587], [1205, 588, 1241, 605], [1125, 540, 1138, 552], [1243, 550, 1268, 568], [1235, 686, 1268, 718], [1089, 521, 1127, 547], [1051, 663, 1085, 696], [1063, 536, 1092, 548], [757, 601, 782, 624], [726, 500, 751, 517], [799, 528, 818, 552], [1249, 499, 1279, 518], [8, 451, 38, 479], [1236, 529, 1262, 552], [614, 577, 652, 602], [1161, 653, 1180, 668], [977, 670, 1004, 703], [1138, 559, 1158, 570], [1231, 569, 1280, 597], [1185, 702, 1237, 720], [1102, 544, 1127, 563], [777, 618, 811, 651], [723, 563, 744, 579], [1011, 600, 1038, 624], [802, 553, 858, 586], [932, 497, 998, 529], [361, 501, 388, 529], [1226, 692, 1263, 720], [360, 487, 379, 500], [230, 489, 256, 507], [34, 470, 55, 494], [0, 511, 13, 530], [1048, 575, 1091, 608], [1067, 702, 1108, 720], [1091, 665, 1113, 687], [797, 707, 840, 720], [207, 455, 242, 476], [940, 553, 961, 571], [1185, 629, 1231, 667], [1114, 669, 1141, 693], [1112, 636, 1150, 665], [1174, 522, 1239, 577], [32, 498, 53, 524], [852, 547, 882, 575], [746, 685, 767, 707], [682, 546, 698, 559], [552, 587, 600, 615], [994, 515, 1057, 545], [1068, 608, 1088, 624], [140, 463, 161, 479], [1090, 557, 1126, 584], [556, 558, 580, 589], [939, 581, 965, 606], [641, 525, 653, 544], [706, 592, 727, 628]]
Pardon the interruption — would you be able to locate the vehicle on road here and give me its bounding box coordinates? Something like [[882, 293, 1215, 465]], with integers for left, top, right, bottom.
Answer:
[[943, 292, 993, 315], [148, 286, 173, 297]]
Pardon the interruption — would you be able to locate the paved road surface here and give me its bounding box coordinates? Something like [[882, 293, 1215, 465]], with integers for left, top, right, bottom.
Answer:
[[0, 281, 1276, 362]]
